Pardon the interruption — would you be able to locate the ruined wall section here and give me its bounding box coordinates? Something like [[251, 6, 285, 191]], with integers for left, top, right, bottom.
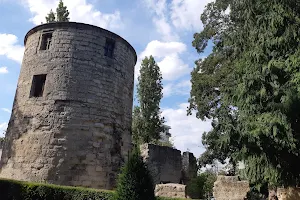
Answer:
[[140, 143, 182, 184], [0, 139, 3, 159], [155, 183, 187, 199], [0, 22, 136, 189], [181, 151, 197, 185], [213, 176, 250, 200], [277, 187, 300, 200]]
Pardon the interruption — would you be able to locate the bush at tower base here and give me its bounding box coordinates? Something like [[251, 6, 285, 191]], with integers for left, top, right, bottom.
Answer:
[[114, 146, 156, 200]]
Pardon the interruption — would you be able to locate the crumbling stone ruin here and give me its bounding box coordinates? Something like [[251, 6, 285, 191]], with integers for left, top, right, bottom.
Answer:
[[140, 143, 182, 184], [276, 187, 300, 200], [0, 22, 136, 189], [213, 175, 250, 200], [155, 183, 187, 199], [181, 151, 197, 185], [0, 140, 3, 158], [140, 143, 197, 184], [212, 175, 300, 200], [140, 143, 197, 199]]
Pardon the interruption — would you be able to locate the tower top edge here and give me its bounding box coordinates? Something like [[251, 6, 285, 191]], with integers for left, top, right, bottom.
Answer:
[[24, 21, 137, 64]]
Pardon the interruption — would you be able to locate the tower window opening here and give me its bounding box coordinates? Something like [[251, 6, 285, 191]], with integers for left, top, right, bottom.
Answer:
[[30, 74, 47, 97], [104, 38, 115, 58], [40, 32, 53, 50]]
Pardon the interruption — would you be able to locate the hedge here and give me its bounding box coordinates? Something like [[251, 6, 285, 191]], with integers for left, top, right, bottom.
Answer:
[[0, 178, 185, 200]]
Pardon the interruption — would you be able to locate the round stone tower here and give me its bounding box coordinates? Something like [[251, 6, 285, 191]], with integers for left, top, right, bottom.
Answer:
[[0, 22, 136, 189]]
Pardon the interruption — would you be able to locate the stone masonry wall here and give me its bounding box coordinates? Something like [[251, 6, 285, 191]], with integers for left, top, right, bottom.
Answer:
[[0, 22, 136, 189], [213, 176, 250, 200], [181, 151, 197, 185], [140, 143, 182, 184], [277, 187, 300, 200], [0, 139, 3, 159], [155, 183, 187, 199]]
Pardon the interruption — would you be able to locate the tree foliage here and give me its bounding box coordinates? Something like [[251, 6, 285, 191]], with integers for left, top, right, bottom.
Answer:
[[132, 106, 143, 144], [186, 171, 217, 199], [132, 56, 165, 144], [45, 0, 69, 23], [156, 138, 174, 148], [56, 0, 70, 22], [189, 0, 300, 188], [114, 147, 155, 200], [45, 9, 56, 23]]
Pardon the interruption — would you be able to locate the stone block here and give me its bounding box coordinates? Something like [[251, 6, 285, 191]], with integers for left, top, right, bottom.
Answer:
[[277, 187, 300, 200], [213, 176, 250, 200], [94, 122, 104, 128], [96, 166, 103, 172], [155, 183, 187, 199], [81, 180, 92, 186]]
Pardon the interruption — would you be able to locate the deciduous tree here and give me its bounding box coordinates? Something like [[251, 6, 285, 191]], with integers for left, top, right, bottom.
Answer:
[[189, 0, 300, 189], [132, 56, 165, 144]]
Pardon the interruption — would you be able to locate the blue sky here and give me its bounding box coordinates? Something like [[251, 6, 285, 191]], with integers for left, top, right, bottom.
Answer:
[[0, 0, 214, 157]]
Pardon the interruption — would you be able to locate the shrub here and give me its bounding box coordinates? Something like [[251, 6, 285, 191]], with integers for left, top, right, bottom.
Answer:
[[0, 178, 114, 200], [0, 178, 186, 200], [245, 185, 268, 200], [186, 171, 216, 199], [114, 146, 155, 200], [186, 175, 207, 199]]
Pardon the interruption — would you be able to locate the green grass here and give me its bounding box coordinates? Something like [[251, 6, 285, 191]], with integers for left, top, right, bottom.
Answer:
[[0, 178, 186, 200]]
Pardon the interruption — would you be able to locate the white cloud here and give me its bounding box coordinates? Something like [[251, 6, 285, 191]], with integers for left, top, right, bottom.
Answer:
[[136, 40, 190, 81], [144, 0, 167, 16], [0, 67, 8, 74], [158, 54, 190, 81], [140, 40, 186, 59], [170, 0, 213, 31], [0, 122, 8, 137], [163, 80, 191, 97], [153, 17, 179, 42], [138, 1, 204, 82], [145, 0, 213, 34], [162, 103, 212, 157], [22, 0, 123, 30], [1, 108, 11, 114], [139, 40, 186, 58], [144, 0, 179, 42], [0, 34, 24, 63]]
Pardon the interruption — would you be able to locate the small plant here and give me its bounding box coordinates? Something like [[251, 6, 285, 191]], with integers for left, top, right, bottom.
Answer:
[[45, 0, 70, 23], [114, 146, 155, 200], [155, 138, 174, 148], [186, 172, 217, 199], [246, 186, 268, 200]]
